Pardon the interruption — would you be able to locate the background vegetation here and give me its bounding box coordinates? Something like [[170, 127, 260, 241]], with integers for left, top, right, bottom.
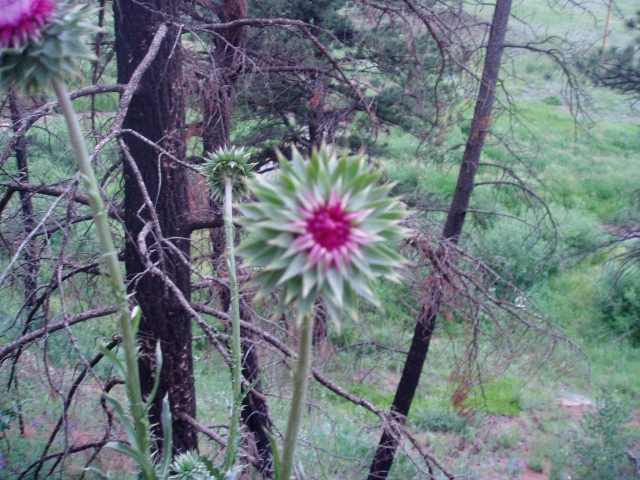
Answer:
[[1, 0, 640, 478]]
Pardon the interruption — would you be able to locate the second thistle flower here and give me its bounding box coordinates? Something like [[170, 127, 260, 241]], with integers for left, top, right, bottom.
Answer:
[[200, 146, 255, 202], [237, 145, 408, 325]]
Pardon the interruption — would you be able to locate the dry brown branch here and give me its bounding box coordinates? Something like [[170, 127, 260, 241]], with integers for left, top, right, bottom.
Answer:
[[0, 306, 117, 364], [33, 338, 121, 478], [16, 441, 113, 479], [0, 175, 80, 287], [0, 181, 122, 219], [627, 451, 640, 478]]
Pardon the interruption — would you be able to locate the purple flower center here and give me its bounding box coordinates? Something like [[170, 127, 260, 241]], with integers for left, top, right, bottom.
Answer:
[[290, 189, 373, 273], [305, 203, 351, 251], [0, 0, 54, 49]]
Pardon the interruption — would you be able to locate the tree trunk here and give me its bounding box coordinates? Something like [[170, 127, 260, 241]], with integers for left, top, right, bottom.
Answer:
[[201, 0, 247, 154], [9, 92, 38, 313], [312, 298, 328, 350], [368, 0, 513, 477], [114, 0, 197, 454], [90, 0, 107, 132], [308, 83, 325, 148], [8, 90, 38, 437]]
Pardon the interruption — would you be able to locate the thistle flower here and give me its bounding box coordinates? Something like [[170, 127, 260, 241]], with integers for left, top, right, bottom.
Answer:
[[200, 146, 255, 202], [201, 146, 255, 474], [0, 0, 55, 49], [0, 0, 98, 94], [237, 145, 408, 325]]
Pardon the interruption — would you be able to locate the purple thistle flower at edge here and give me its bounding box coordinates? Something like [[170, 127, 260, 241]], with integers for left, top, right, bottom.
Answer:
[[0, 0, 98, 94], [237, 144, 409, 326], [0, 0, 55, 49]]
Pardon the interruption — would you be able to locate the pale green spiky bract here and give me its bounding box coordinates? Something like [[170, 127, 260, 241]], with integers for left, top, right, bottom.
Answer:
[[169, 451, 242, 480], [0, 0, 99, 95], [236, 144, 409, 326], [200, 146, 255, 202], [169, 451, 212, 480]]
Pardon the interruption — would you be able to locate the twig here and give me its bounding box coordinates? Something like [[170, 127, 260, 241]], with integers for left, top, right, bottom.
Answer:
[[0, 177, 79, 287], [0, 307, 117, 364], [176, 411, 261, 469], [627, 451, 640, 478]]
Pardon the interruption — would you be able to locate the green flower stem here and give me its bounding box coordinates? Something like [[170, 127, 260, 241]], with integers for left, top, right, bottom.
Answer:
[[223, 177, 243, 472], [279, 313, 314, 480], [51, 78, 150, 460]]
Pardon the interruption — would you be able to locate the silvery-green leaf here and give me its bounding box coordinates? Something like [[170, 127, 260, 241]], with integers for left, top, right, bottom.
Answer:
[[301, 267, 317, 299], [326, 269, 344, 308]]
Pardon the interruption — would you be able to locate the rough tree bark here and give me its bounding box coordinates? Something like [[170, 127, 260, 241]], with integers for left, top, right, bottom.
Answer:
[[8, 92, 38, 313], [7, 90, 38, 437], [202, 0, 247, 154], [114, 0, 197, 453], [368, 0, 513, 477]]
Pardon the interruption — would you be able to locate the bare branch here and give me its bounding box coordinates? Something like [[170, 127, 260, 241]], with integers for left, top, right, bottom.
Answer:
[[0, 306, 117, 364]]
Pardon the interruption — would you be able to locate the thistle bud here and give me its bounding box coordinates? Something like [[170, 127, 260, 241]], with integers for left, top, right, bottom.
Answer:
[[200, 146, 255, 202]]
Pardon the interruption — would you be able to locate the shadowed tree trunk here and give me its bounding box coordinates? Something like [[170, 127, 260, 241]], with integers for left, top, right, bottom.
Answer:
[[202, 0, 247, 154], [9, 92, 38, 313], [368, 0, 513, 477], [308, 83, 325, 148], [312, 298, 328, 350], [8, 90, 38, 437], [114, 0, 197, 453]]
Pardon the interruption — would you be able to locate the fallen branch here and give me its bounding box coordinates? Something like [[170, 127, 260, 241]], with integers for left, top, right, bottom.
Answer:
[[17, 441, 112, 479], [192, 302, 456, 479]]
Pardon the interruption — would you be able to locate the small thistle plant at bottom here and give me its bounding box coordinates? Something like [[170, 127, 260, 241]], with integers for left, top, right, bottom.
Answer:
[[236, 145, 408, 480], [170, 452, 213, 480], [169, 451, 242, 480]]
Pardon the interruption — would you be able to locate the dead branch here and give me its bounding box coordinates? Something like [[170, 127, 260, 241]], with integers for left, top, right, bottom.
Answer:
[[192, 301, 455, 479], [34, 338, 121, 478], [0, 181, 123, 219], [626, 451, 640, 478], [0, 306, 117, 364], [16, 441, 112, 480], [0, 175, 80, 287]]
